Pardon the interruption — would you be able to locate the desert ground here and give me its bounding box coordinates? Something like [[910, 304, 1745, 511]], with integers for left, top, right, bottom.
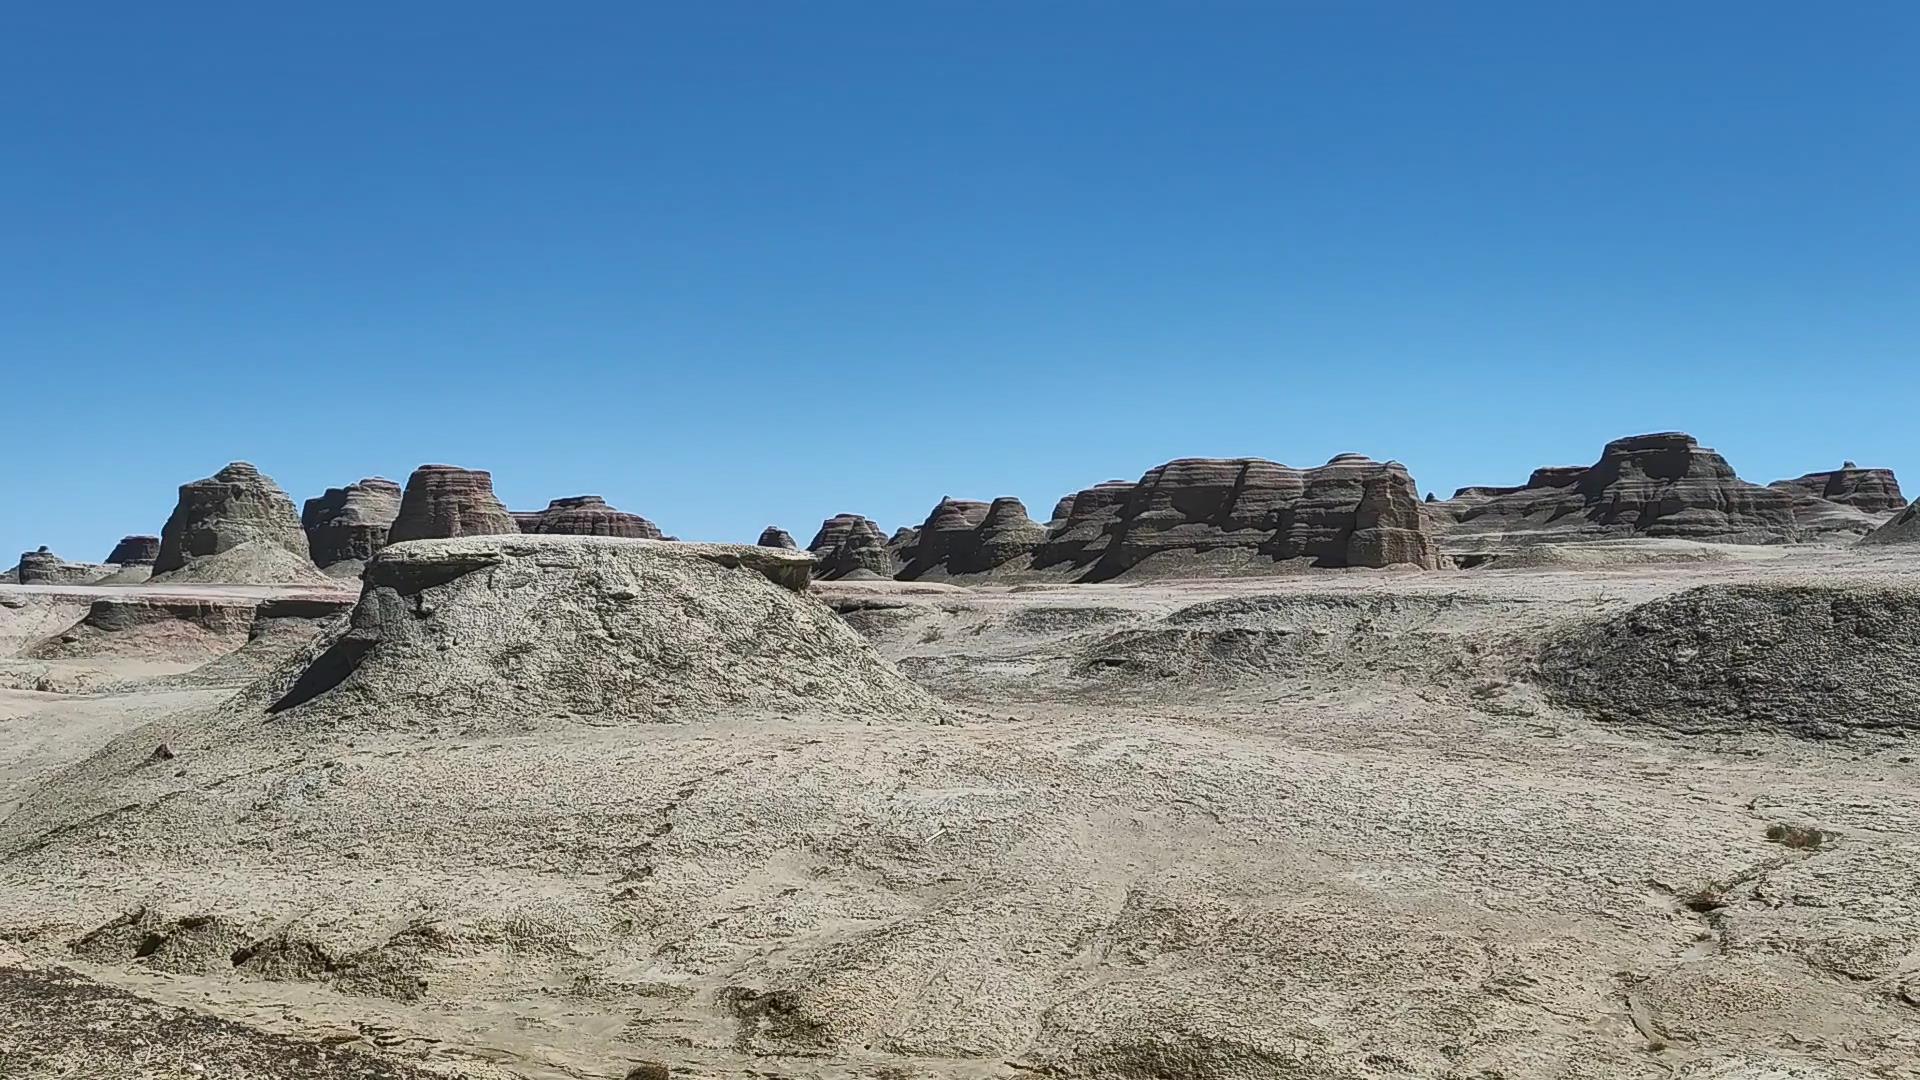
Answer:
[[1, 535, 1917, 1080]]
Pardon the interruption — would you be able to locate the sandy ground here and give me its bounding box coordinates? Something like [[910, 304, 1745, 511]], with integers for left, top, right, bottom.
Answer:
[[0, 542, 1916, 1079]]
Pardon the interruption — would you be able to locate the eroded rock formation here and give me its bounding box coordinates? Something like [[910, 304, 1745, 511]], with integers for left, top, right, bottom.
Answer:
[[1860, 499, 1920, 546], [103, 535, 160, 566], [1770, 464, 1905, 513], [387, 465, 519, 543], [1036, 455, 1440, 579], [151, 463, 320, 584], [1437, 433, 1802, 552], [898, 496, 1047, 578], [757, 526, 797, 549], [516, 495, 662, 539], [302, 478, 403, 576], [263, 534, 937, 726], [14, 547, 112, 586], [807, 514, 896, 580]]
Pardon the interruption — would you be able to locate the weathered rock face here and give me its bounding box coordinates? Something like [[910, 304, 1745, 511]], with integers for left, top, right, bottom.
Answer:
[[1347, 469, 1442, 569], [15, 547, 112, 586], [152, 463, 320, 584], [1036, 455, 1440, 579], [1031, 481, 1136, 571], [517, 496, 662, 539], [103, 535, 161, 566], [895, 498, 990, 578], [1860, 500, 1920, 546], [806, 514, 896, 580], [897, 496, 1048, 578], [757, 526, 797, 549], [1770, 465, 1905, 513], [301, 478, 403, 575], [387, 465, 520, 544], [1438, 433, 1802, 551]]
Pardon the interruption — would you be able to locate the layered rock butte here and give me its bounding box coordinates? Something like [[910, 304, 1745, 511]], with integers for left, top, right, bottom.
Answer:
[[151, 462, 319, 584], [1436, 433, 1810, 552], [301, 478, 403, 575], [1037, 454, 1441, 579], [102, 535, 160, 566], [386, 465, 519, 543], [807, 514, 896, 580], [757, 526, 797, 549], [13, 547, 109, 586], [514, 495, 663, 539]]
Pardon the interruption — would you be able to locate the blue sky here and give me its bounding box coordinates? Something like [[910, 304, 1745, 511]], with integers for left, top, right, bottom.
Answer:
[[4, 2, 1916, 559]]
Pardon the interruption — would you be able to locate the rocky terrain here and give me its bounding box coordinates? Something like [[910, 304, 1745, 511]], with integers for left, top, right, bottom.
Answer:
[[0, 439, 1917, 1079]]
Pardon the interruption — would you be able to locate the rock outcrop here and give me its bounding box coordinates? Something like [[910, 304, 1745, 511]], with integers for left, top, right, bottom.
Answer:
[[516, 496, 663, 539], [757, 526, 797, 549], [806, 514, 896, 580], [1770, 464, 1905, 513], [1860, 499, 1920, 546], [1764, 463, 1908, 539], [1540, 582, 1920, 738], [1436, 433, 1801, 552], [151, 463, 321, 584], [13, 547, 112, 586], [264, 535, 941, 728], [103, 535, 160, 566], [301, 478, 403, 576], [1031, 480, 1136, 571], [1035, 455, 1440, 580], [897, 497, 1047, 578], [387, 465, 519, 544]]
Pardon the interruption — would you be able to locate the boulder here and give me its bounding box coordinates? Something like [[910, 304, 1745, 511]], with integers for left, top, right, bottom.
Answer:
[[151, 463, 321, 584], [103, 535, 160, 566], [757, 526, 798, 549], [387, 465, 519, 543], [807, 514, 896, 580], [1437, 433, 1802, 552], [517, 495, 663, 539], [301, 478, 403, 575]]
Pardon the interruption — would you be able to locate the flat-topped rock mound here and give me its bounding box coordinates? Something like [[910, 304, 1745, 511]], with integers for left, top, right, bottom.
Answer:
[[151, 463, 322, 584], [1771, 463, 1905, 513], [515, 495, 663, 538], [1538, 581, 1920, 738], [807, 514, 897, 580], [263, 535, 943, 729], [1037, 454, 1440, 580], [1439, 433, 1805, 551], [301, 478, 402, 576], [103, 535, 160, 566], [12, 548, 113, 586], [386, 465, 519, 543], [24, 596, 259, 661], [757, 526, 797, 549]]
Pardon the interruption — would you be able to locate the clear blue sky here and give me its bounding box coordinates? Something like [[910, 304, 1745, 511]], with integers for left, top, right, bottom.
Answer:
[[5, 2, 1916, 559]]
